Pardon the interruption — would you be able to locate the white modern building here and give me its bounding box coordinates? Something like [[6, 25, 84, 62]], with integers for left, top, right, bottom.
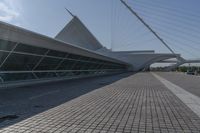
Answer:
[[0, 15, 178, 87]]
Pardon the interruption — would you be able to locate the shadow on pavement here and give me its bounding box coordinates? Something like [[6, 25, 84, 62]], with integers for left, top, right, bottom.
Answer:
[[0, 72, 134, 129]]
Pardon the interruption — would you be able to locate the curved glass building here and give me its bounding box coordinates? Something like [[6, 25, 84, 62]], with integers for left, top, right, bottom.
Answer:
[[0, 19, 129, 87]]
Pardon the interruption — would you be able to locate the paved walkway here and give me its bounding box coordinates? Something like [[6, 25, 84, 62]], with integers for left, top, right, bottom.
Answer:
[[156, 72, 200, 97], [1, 73, 200, 133]]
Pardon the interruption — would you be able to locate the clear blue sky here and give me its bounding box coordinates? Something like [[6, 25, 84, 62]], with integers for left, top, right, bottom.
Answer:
[[1, 0, 200, 60]]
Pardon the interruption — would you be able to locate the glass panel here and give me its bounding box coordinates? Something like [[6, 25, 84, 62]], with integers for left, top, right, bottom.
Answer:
[[0, 39, 16, 51], [1, 53, 41, 71], [81, 62, 93, 70], [35, 57, 62, 70], [94, 59, 103, 64], [96, 64, 104, 69], [101, 65, 108, 69], [57, 72, 74, 77], [35, 72, 57, 79], [0, 73, 35, 82], [0, 51, 9, 65], [90, 58, 98, 62], [57, 59, 76, 70], [88, 71, 96, 75], [81, 71, 90, 75], [79, 56, 90, 61], [67, 54, 81, 60], [72, 61, 85, 70], [57, 72, 67, 77], [98, 64, 104, 69], [92, 64, 99, 70], [78, 61, 90, 70], [15, 43, 48, 55], [47, 50, 67, 58], [72, 71, 81, 76], [88, 63, 99, 70]]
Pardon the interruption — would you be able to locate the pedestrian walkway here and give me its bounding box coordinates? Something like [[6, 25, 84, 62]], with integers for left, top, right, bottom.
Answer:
[[0, 73, 200, 133], [156, 72, 200, 97]]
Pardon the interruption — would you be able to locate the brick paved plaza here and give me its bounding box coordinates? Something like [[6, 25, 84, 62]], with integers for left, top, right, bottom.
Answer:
[[0, 73, 200, 132], [156, 72, 200, 97]]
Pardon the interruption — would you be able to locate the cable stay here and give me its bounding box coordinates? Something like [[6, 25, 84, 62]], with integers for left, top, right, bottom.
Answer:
[[119, 0, 187, 62], [119, 0, 200, 69]]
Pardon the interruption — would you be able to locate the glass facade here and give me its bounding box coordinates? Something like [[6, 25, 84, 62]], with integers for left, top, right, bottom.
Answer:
[[0, 39, 128, 84]]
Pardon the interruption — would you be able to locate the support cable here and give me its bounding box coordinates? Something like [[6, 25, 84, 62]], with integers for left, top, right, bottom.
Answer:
[[131, 4, 200, 34], [134, 12, 200, 39], [132, 0, 200, 21], [120, 0, 176, 55]]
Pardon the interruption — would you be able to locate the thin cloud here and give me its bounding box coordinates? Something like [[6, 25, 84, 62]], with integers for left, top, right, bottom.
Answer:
[[0, 1, 19, 22]]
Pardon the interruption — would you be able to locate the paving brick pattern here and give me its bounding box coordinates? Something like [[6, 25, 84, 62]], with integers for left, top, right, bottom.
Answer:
[[156, 72, 200, 97], [0, 73, 200, 133]]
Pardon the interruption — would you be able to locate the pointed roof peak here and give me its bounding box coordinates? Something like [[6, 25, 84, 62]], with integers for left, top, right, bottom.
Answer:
[[65, 8, 74, 17]]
